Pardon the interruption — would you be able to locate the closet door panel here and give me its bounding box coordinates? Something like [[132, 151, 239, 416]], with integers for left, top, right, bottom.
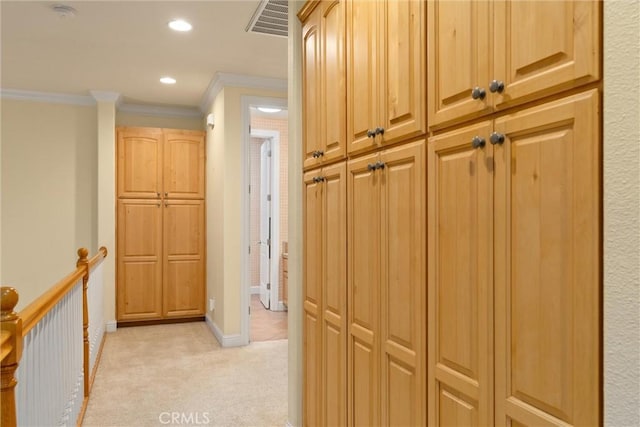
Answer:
[[163, 131, 205, 199], [494, 90, 600, 427], [302, 11, 323, 170], [117, 128, 163, 198], [380, 141, 426, 426], [427, 122, 493, 426], [347, 152, 380, 426]]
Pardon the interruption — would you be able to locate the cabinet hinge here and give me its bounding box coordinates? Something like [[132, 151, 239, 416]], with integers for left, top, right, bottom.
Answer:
[[267, 283, 271, 290], [267, 194, 271, 201], [248, 246, 251, 254]]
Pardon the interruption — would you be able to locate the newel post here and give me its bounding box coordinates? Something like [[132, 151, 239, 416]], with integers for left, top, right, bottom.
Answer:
[[1, 287, 22, 427], [76, 248, 90, 398]]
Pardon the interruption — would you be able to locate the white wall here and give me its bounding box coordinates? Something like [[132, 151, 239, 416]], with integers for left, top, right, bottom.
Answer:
[[1, 99, 97, 310], [604, 1, 640, 425], [116, 112, 204, 131]]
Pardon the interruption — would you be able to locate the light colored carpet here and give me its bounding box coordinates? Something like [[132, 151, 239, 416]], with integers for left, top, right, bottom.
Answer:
[[82, 322, 288, 427]]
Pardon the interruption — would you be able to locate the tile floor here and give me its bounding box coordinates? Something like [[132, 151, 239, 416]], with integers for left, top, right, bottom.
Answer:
[[250, 294, 288, 342]]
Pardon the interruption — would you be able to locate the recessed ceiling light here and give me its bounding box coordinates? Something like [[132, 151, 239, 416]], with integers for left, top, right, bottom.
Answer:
[[257, 107, 282, 113], [160, 77, 176, 85], [51, 4, 77, 18], [168, 19, 192, 32]]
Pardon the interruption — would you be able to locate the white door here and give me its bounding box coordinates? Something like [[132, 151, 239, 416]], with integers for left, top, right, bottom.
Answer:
[[259, 139, 272, 309]]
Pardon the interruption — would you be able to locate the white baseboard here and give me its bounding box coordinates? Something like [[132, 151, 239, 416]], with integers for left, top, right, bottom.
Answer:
[[105, 321, 117, 333], [205, 315, 245, 347], [285, 421, 295, 427], [251, 286, 260, 295]]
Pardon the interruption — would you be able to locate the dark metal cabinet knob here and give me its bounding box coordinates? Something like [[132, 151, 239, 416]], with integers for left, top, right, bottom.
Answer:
[[317, 150, 324, 157], [375, 161, 385, 170], [489, 80, 505, 93], [471, 136, 486, 149], [471, 87, 486, 100], [367, 163, 375, 171], [374, 127, 385, 136], [367, 129, 376, 138], [490, 132, 505, 145]]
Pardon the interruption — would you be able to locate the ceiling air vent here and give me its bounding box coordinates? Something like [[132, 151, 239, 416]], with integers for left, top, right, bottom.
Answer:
[[246, 0, 288, 38]]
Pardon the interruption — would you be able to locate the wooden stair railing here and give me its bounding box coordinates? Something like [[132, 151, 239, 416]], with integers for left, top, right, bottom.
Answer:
[[0, 246, 107, 427]]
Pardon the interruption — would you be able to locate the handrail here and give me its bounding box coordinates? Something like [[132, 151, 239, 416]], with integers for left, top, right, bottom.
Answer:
[[1, 246, 108, 427]]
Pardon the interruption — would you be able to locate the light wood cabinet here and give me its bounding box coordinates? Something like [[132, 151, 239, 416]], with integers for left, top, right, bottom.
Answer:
[[427, 90, 600, 427], [428, 0, 600, 129], [348, 140, 426, 426], [347, 0, 426, 154], [300, 0, 347, 170], [303, 161, 347, 427], [116, 127, 206, 323]]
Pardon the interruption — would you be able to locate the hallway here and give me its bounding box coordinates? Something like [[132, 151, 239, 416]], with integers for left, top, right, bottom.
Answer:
[[83, 323, 287, 426]]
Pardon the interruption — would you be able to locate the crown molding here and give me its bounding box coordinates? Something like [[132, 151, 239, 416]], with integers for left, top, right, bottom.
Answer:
[[90, 90, 121, 104], [0, 88, 95, 106], [118, 102, 203, 118], [199, 72, 287, 113]]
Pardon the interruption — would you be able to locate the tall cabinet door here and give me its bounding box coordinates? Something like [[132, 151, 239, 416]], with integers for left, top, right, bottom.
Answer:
[[427, 0, 491, 129], [117, 128, 163, 198], [302, 10, 322, 170], [320, 0, 347, 165], [117, 199, 163, 320], [427, 123, 494, 426], [346, 0, 378, 154], [163, 130, 205, 199], [303, 170, 323, 426], [379, 140, 426, 426], [494, 90, 600, 427], [163, 200, 205, 317], [379, 0, 426, 144], [347, 152, 381, 426], [321, 162, 347, 427], [493, 1, 600, 110]]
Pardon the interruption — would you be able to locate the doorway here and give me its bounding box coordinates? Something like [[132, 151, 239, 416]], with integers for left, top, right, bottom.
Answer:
[[241, 95, 289, 343]]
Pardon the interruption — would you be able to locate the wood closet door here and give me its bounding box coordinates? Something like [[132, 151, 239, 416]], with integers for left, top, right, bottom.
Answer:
[[163, 130, 205, 199], [379, 0, 426, 144], [379, 140, 426, 426], [321, 162, 347, 427], [302, 9, 322, 170], [117, 199, 163, 320], [303, 170, 323, 426], [493, 1, 600, 110], [494, 90, 600, 427], [427, 0, 491, 129], [427, 123, 493, 426], [117, 128, 163, 199], [347, 152, 380, 426], [162, 200, 205, 317]]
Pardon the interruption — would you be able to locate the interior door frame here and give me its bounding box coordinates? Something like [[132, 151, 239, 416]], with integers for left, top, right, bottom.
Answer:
[[240, 95, 288, 345]]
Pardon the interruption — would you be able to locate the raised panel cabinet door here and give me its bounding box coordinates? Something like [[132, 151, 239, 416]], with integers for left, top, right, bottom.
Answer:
[[117, 127, 163, 198], [347, 0, 379, 155], [493, 0, 600, 110], [117, 199, 163, 321], [427, 123, 493, 426], [347, 152, 381, 426], [380, 0, 426, 144], [163, 200, 205, 317], [320, 0, 347, 165], [494, 90, 600, 427], [321, 161, 347, 427], [427, 0, 492, 129], [302, 8, 323, 170], [379, 140, 426, 426], [303, 170, 323, 426], [163, 130, 205, 199]]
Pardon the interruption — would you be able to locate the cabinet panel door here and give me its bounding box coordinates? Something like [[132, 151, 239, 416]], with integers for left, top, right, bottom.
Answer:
[[163, 131, 205, 199], [427, 0, 491, 129], [494, 1, 600, 110], [347, 0, 378, 154], [347, 152, 380, 426], [321, 0, 347, 165], [494, 90, 600, 426], [427, 123, 493, 426], [117, 199, 163, 320], [380, 0, 426, 144], [303, 171, 323, 426], [321, 161, 347, 427], [302, 11, 323, 170], [163, 200, 205, 317], [117, 128, 163, 198], [380, 141, 426, 426]]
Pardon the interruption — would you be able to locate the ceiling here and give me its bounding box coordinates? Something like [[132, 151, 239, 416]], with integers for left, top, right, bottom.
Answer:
[[0, 1, 288, 109]]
